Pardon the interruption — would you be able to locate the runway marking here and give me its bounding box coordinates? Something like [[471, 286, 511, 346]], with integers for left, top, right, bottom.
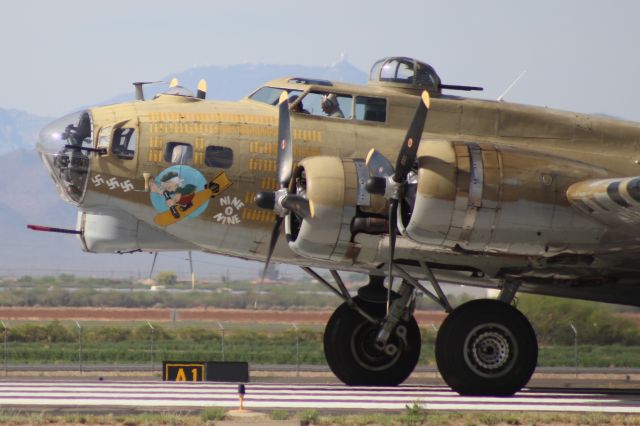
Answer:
[[0, 381, 639, 413]]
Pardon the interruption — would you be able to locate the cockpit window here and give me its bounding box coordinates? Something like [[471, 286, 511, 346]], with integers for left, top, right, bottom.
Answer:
[[299, 92, 352, 119], [396, 61, 414, 82], [250, 87, 385, 123], [112, 128, 136, 160], [371, 57, 441, 90], [369, 59, 384, 81], [248, 86, 284, 105], [381, 59, 415, 83], [249, 86, 311, 110], [415, 62, 439, 86]]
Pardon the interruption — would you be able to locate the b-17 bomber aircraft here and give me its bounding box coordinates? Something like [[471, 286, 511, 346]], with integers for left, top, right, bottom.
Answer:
[[33, 56, 640, 396]]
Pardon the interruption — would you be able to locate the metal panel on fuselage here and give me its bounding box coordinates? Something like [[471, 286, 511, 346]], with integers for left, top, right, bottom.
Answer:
[[83, 83, 640, 274]]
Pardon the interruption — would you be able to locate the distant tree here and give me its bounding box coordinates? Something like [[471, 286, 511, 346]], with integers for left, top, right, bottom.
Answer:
[[57, 273, 75, 284], [155, 271, 177, 286]]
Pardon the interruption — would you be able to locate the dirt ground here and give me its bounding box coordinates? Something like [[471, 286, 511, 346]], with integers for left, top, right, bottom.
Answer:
[[0, 307, 447, 325]]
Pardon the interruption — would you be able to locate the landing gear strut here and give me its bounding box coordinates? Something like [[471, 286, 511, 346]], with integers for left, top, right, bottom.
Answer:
[[303, 270, 421, 386], [306, 266, 538, 394], [324, 296, 421, 386]]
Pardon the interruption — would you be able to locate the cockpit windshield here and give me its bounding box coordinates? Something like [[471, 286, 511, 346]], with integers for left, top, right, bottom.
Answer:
[[37, 110, 93, 204], [248, 86, 285, 105]]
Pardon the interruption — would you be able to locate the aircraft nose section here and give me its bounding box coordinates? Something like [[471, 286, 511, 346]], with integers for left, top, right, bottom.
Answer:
[[37, 110, 93, 205]]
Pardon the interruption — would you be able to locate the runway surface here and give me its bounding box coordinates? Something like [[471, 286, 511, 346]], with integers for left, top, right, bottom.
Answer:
[[1, 381, 640, 413]]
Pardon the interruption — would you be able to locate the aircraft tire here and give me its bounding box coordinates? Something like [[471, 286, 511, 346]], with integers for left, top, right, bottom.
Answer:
[[436, 298, 538, 396], [323, 297, 421, 386]]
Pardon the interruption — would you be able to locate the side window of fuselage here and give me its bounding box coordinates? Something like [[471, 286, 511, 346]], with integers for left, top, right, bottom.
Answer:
[[205, 146, 233, 169], [97, 126, 112, 150], [112, 128, 136, 160], [165, 142, 193, 165], [354, 96, 387, 122]]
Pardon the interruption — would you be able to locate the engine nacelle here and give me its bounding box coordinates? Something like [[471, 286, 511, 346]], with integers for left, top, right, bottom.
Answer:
[[77, 209, 196, 253], [285, 156, 368, 262], [401, 140, 607, 255]]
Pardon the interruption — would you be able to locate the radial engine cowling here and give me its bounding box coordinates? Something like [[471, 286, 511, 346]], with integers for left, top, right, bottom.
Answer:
[[285, 156, 368, 262], [400, 140, 607, 255]]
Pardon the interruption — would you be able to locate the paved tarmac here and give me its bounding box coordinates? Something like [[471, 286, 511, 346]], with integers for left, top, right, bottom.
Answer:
[[1, 380, 640, 413]]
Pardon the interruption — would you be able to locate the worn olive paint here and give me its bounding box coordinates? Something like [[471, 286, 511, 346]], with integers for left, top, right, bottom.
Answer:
[[65, 72, 640, 305]]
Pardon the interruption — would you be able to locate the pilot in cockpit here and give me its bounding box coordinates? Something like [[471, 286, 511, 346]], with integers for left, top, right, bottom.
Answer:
[[321, 93, 344, 118], [289, 95, 309, 114]]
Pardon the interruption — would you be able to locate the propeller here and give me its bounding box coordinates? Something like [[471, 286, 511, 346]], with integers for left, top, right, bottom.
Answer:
[[253, 91, 313, 307], [196, 79, 207, 100], [365, 148, 394, 178], [149, 252, 158, 280], [364, 90, 431, 313]]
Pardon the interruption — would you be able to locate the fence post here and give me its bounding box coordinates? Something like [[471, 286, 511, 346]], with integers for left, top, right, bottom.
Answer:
[[292, 323, 299, 377], [1, 321, 6, 377], [75, 320, 83, 375], [217, 321, 225, 361], [147, 321, 155, 372], [569, 322, 578, 377]]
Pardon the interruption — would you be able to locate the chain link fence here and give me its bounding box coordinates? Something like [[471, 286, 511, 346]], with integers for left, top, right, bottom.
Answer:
[[1, 318, 638, 375], [0, 319, 333, 375]]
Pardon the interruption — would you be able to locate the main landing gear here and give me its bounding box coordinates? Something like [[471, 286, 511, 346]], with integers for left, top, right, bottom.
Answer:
[[436, 298, 538, 396], [305, 266, 538, 395]]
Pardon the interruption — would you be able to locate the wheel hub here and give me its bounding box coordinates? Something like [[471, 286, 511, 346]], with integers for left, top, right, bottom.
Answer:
[[463, 323, 517, 378], [351, 322, 402, 372], [471, 331, 509, 369]]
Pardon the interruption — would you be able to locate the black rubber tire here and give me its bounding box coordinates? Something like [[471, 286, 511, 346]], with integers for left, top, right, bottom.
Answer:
[[323, 297, 421, 386], [436, 299, 538, 396]]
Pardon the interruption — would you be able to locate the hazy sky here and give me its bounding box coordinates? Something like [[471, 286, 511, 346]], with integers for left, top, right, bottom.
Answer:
[[3, 0, 640, 120]]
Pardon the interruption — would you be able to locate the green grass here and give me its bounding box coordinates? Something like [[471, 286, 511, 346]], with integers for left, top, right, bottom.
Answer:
[[270, 409, 291, 420], [0, 409, 639, 425], [6, 341, 640, 368], [539, 345, 640, 368], [4, 320, 640, 367]]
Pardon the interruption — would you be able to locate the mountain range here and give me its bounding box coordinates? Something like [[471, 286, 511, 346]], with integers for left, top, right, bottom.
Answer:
[[0, 61, 368, 278], [0, 109, 51, 154]]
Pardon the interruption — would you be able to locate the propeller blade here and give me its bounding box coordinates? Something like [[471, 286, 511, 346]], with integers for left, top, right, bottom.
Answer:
[[281, 195, 314, 220], [277, 91, 293, 188], [255, 216, 284, 308], [196, 79, 207, 100], [149, 252, 158, 280], [365, 149, 394, 178], [393, 91, 430, 183], [387, 199, 398, 314]]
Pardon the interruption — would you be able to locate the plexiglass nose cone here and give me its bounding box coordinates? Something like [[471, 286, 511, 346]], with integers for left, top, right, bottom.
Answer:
[[37, 110, 92, 205]]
